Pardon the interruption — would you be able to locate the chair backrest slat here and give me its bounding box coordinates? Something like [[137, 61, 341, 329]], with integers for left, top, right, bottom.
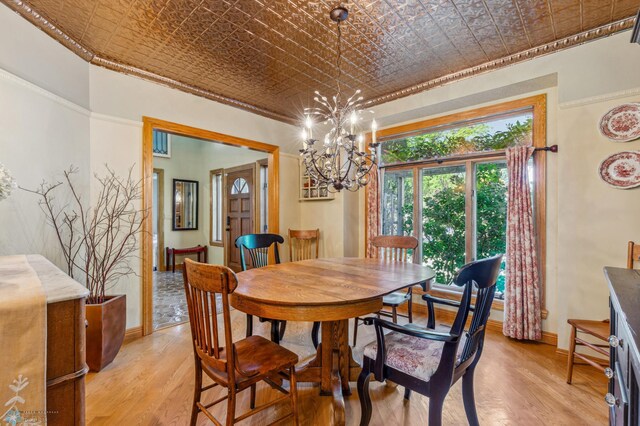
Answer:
[[451, 254, 503, 366], [371, 235, 418, 263], [288, 229, 320, 262], [183, 259, 238, 378], [235, 233, 284, 271]]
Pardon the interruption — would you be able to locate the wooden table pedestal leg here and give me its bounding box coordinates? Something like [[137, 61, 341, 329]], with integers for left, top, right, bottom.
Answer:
[[296, 320, 363, 426]]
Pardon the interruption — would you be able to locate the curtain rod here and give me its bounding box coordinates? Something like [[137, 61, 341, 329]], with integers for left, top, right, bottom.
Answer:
[[534, 144, 558, 153]]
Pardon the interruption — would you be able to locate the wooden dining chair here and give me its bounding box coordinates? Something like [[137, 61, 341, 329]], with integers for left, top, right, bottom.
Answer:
[[288, 228, 319, 261], [288, 229, 324, 349], [564, 241, 640, 383], [182, 259, 299, 426], [352, 235, 419, 346], [358, 254, 503, 426], [235, 233, 287, 344]]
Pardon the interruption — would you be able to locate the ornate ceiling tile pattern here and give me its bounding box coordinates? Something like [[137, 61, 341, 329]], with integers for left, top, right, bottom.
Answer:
[[4, 0, 639, 122]]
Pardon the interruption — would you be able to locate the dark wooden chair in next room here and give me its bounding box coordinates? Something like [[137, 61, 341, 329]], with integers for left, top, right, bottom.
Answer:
[[358, 254, 503, 426], [235, 233, 287, 344], [182, 259, 299, 426]]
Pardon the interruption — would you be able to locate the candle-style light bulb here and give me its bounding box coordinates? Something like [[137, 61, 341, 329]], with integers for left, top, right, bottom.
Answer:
[[371, 119, 378, 145], [358, 134, 364, 152], [301, 128, 308, 149], [350, 111, 358, 135], [305, 115, 313, 140]]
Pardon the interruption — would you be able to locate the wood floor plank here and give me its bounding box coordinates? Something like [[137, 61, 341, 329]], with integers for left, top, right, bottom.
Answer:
[[86, 310, 608, 425]]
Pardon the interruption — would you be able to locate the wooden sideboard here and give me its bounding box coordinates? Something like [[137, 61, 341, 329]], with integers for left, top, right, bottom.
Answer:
[[28, 255, 89, 425], [605, 267, 640, 426]]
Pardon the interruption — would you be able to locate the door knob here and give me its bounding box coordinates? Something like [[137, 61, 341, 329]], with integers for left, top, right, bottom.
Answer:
[[609, 335, 622, 348], [605, 393, 618, 407], [604, 367, 614, 379]]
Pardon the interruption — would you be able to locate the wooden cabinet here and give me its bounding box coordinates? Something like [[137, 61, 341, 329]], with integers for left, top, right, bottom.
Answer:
[[24, 255, 89, 426], [46, 298, 87, 425], [605, 267, 640, 426]]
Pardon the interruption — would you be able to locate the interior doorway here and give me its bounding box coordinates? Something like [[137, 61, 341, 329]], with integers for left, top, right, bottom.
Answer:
[[141, 117, 280, 336]]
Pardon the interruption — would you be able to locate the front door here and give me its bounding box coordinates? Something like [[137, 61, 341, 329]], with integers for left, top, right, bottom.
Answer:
[[226, 164, 255, 272]]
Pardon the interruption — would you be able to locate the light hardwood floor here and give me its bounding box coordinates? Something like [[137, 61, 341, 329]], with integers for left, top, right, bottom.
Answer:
[[86, 309, 608, 425]]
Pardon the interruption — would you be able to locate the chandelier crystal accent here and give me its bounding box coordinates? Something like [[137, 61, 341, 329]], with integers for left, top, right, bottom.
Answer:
[[299, 6, 379, 192]]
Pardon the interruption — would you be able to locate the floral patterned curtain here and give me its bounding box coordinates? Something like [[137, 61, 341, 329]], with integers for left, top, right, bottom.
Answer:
[[366, 166, 380, 258], [503, 146, 542, 340]]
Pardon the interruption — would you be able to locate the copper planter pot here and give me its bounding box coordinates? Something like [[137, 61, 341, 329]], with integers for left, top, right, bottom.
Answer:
[[86, 295, 126, 372]]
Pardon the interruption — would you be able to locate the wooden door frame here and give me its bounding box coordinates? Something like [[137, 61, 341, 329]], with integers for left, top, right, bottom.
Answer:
[[142, 117, 280, 336], [153, 168, 165, 272], [224, 162, 259, 269]]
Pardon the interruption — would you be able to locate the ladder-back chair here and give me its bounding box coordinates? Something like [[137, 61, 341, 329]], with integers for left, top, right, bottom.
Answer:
[[235, 233, 287, 344], [182, 259, 299, 426], [565, 241, 640, 383], [288, 228, 319, 261], [352, 235, 419, 346], [288, 229, 324, 349]]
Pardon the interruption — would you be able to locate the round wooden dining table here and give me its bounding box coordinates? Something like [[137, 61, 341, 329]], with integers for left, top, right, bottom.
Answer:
[[230, 257, 435, 425]]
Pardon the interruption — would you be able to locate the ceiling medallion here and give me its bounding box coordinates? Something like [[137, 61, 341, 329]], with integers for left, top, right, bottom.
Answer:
[[299, 6, 379, 193]]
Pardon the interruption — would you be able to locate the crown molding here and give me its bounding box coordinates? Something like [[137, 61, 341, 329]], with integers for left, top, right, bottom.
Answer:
[[3, 0, 636, 124], [364, 17, 636, 108], [89, 112, 143, 128], [559, 87, 640, 109]]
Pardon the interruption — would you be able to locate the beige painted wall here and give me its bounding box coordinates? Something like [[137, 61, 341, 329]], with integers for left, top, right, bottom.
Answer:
[[555, 93, 640, 348], [0, 69, 90, 267]]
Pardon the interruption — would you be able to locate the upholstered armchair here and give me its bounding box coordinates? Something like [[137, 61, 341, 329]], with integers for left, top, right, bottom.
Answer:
[[357, 254, 503, 426]]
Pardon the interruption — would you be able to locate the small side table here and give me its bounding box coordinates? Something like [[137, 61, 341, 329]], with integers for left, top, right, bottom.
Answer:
[[166, 245, 208, 273]]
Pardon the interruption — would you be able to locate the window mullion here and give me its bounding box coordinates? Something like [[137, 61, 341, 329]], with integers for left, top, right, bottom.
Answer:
[[465, 160, 475, 263], [413, 166, 421, 263]]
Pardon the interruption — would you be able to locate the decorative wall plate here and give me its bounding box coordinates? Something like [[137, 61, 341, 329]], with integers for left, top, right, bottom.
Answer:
[[599, 151, 640, 189], [599, 103, 640, 142]]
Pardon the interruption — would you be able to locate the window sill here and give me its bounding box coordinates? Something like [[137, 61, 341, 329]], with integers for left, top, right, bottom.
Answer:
[[417, 285, 548, 319], [209, 241, 224, 248]]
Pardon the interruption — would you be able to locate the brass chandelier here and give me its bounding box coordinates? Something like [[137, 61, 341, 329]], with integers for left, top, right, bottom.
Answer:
[[299, 6, 379, 192]]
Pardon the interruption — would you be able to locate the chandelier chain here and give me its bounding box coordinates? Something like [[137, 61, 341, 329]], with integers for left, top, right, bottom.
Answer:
[[336, 20, 342, 100]]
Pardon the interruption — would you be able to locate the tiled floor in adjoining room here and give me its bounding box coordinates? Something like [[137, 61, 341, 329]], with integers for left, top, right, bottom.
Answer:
[[153, 270, 189, 330], [153, 270, 225, 330]]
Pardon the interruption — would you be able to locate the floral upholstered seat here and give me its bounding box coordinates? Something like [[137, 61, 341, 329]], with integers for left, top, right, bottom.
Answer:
[[363, 329, 467, 382]]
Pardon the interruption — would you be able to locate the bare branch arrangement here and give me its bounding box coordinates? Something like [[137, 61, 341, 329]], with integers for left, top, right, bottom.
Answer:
[[22, 165, 146, 304]]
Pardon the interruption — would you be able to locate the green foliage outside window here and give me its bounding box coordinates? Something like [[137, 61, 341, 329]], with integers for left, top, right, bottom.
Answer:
[[381, 118, 533, 166], [422, 165, 466, 286], [380, 117, 533, 297]]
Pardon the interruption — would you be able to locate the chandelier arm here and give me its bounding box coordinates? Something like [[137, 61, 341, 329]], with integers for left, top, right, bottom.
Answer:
[[342, 155, 353, 185], [308, 149, 332, 183]]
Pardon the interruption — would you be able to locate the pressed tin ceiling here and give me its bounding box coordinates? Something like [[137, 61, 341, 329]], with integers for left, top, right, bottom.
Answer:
[[3, 0, 639, 123]]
